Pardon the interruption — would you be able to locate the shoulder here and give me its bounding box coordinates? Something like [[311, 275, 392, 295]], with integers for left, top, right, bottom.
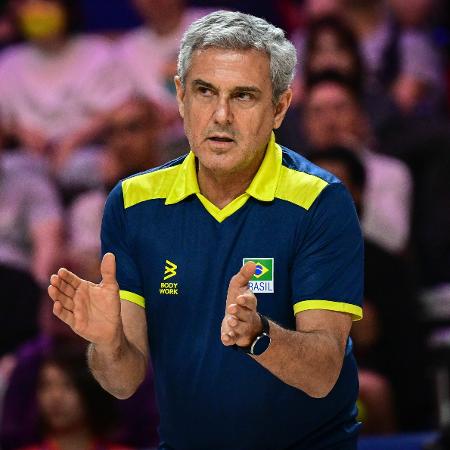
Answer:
[[73, 34, 111, 51], [365, 151, 411, 180], [70, 34, 115, 63], [111, 155, 187, 209], [275, 146, 343, 211], [115, 27, 151, 53]]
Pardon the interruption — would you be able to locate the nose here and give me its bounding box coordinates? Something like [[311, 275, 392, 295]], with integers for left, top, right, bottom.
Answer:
[[213, 96, 233, 125]]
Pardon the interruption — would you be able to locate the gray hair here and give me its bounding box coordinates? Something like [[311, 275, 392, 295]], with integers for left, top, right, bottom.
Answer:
[[177, 10, 297, 103]]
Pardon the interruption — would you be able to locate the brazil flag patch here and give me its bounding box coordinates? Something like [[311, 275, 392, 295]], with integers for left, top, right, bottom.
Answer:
[[243, 258, 274, 293]]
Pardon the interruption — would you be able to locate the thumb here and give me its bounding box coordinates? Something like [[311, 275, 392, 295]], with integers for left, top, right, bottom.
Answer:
[[101, 253, 117, 285], [231, 261, 257, 289]]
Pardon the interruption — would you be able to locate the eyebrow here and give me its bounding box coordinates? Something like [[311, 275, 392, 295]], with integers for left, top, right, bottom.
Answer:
[[192, 79, 217, 90], [191, 79, 262, 95]]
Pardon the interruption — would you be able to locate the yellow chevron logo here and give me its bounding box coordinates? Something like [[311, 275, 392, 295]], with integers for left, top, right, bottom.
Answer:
[[164, 260, 177, 280]]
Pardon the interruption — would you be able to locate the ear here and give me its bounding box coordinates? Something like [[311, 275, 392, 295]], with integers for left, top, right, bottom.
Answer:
[[273, 88, 293, 130], [174, 75, 185, 119]]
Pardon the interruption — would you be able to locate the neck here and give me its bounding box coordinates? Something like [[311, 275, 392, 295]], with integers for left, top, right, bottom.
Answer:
[[35, 36, 67, 54], [197, 152, 265, 210], [49, 427, 92, 450]]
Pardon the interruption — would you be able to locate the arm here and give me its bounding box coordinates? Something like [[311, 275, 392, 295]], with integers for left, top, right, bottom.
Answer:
[[48, 253, 149, 399], [31, 219, 63, 285], [51, 113, 109, 171], [222, 183, 362, 397], [255, 310, 351, 398], [28, 174, 64, 285], [221, 263, 351, 398], [87, 298, 149, 399]]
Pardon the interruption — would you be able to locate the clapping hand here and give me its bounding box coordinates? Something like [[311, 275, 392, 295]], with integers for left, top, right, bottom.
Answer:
[[221, 261, 263, 347]]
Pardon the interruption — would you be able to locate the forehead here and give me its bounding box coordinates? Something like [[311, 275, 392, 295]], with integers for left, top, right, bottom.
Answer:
[[110, 101, 151, 122], [307, 82, 355, 105], [186, 47, 271, 90]]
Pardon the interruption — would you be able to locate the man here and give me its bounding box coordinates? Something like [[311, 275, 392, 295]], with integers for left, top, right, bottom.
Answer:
[[302, 70, 412, 254], [48, 11, 363, 449]]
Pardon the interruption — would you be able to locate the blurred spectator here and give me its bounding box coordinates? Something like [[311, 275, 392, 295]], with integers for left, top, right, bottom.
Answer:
[[310, 147, 429, 432], [280, 13, 397, 149], [303, 15, 398, 134], [101, 96, 171, 187], [302, 70, 412, 254], [302, 0, 343, 20], [389, 0, 436, 29], [0, 303, 159, 450], [0, 0, 130, 170], [342, 0, 444, 115], [0, 125, 62, 356], [115, 0, 211, 140], [0, 0, 18, 49], [14, 338, 132, 450], [67, 96, 172, 283]]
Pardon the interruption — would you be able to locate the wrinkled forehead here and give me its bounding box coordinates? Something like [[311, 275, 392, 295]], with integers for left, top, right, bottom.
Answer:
[[186, 47, 272, 89]]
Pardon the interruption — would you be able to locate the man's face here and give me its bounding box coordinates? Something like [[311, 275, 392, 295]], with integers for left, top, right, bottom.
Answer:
[[15, 0, 67, 44], [175, 48, 291, 177], [106, 100, 160, 171], [309, 30, 355, 75], [304, 82, 362, 150], [132, 0, 182, 25], [305, 0, 343, 19]]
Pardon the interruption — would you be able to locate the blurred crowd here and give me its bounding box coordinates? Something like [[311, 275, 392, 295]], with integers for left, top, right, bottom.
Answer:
[[0, 0, 449, 449]]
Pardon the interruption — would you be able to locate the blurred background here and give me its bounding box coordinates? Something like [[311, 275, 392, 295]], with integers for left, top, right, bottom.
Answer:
[[0, 1, 449, 449]]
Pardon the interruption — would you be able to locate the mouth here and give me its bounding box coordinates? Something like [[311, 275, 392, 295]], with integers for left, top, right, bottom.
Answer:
[[207, 135, 235, 143]]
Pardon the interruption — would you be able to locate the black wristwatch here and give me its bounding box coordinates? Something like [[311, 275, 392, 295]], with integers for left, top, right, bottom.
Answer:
[[237, 313, 271, 356]]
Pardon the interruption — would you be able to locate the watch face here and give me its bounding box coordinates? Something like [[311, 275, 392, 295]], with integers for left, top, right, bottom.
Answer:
[[252, 333, 271, 356]]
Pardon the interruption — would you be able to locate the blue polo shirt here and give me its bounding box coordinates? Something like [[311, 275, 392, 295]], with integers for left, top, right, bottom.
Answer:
[[101, 133, 364, 450]]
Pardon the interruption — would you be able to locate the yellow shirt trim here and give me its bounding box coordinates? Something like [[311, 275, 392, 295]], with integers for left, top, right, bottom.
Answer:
[[293, 300, 363, 321], [122, 165, 179, 209], [197, 192, 250, 223], [120, 290, 145, 308], [165, 132, 283, 222], [121, 132, 329, 218], [275, 166, 328, 210]]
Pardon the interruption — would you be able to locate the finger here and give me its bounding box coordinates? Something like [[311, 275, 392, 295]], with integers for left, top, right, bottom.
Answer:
[[48, 285, 74, 311], [227, 303, 254, 322], [50, 274, 76, 298], [53, 301, 75, 328], [57, 268, 82, 290], [236, 293, 257, 311], [221, 331, 237, 346], [229, 261, 257, 290], [227, 315, 251, 336], [101, 253, 117, 285]]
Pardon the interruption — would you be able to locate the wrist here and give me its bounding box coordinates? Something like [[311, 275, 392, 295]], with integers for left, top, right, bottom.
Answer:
[[236, 314, 271, 356], [92, 326, 125, 356]]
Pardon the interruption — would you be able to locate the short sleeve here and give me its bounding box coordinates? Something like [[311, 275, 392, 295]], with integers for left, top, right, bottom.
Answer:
[[291, 183, 363, 320], [101, 183, 145, 308]]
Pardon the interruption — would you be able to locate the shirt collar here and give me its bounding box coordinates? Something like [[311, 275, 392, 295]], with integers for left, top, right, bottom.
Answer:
[[165, 131, 282, 205]]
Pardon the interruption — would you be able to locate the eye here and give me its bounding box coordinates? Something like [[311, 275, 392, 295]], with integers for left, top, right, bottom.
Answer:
[[236, 91, 254, 101], [197, 86, 213, 96]]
